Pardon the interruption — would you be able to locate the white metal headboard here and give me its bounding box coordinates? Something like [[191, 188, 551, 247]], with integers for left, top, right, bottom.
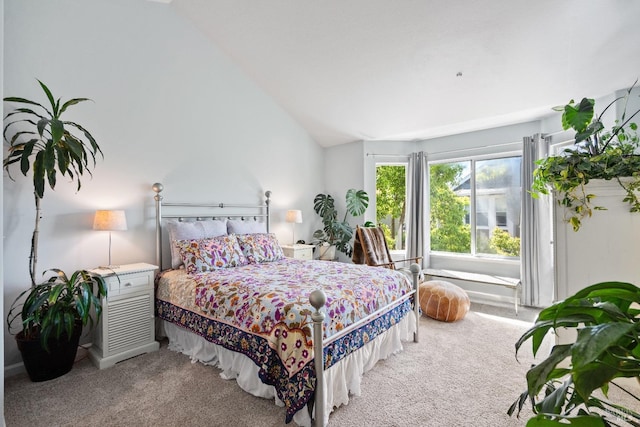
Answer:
[[152, 182, 272, 270]]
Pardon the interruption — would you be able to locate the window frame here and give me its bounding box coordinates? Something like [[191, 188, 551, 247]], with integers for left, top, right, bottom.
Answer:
[[428, 150, 522, 260]]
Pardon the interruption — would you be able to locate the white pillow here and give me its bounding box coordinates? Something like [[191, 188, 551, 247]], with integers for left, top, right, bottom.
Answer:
[[226, 219, 267, 235], [167, 219, 227, 269]]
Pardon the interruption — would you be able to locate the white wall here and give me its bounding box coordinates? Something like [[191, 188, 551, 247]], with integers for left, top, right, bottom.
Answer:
[[1, 0, 5, 421], [3, 0, 324, 367], [322, 140, 366, 261], [417, 121, 543, 159]]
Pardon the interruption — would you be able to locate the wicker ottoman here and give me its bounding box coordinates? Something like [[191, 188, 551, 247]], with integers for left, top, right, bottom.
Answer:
[[419, 280, 470, 322]]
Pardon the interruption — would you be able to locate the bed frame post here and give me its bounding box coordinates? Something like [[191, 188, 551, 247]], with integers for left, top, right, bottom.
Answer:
[[309, 289, 327, 427], [410, 263, 420, 343], [152, 183, 164, 270], [265, 190, 272, 232]]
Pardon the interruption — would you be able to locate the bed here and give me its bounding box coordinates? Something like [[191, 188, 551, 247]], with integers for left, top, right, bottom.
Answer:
[[151, 183, 421, 426]]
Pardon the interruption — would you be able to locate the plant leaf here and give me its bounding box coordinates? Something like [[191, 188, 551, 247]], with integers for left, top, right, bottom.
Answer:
[[346, 188, 369, 217], [563, 98, 595, 133], [526, 344, 572, 397], [525, 413, 607, 427], [36, 118, 49, 138], [37, 80, 58, 116], [572, 360, 618, 404], [33, 151, 45, 198], [50, 119, 64, 143], [59, 97, 91, 115], [572, 323, 635, 368]]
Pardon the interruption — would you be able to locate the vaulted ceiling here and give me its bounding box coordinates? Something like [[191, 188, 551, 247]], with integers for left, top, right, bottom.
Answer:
[[169, 0, 640, 147]]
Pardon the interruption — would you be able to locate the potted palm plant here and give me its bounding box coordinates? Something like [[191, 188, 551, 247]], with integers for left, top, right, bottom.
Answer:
[[532, 83, 640, 231], [3, 80, 107, 381], [312, 189, 369, 259], [509, 282, 640, 426], [7, 270, 107, 382]]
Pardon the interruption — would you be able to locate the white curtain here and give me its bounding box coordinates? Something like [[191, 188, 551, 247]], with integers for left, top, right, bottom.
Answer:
[[406, 152, 428, 269], [520, 134, 554, 307]]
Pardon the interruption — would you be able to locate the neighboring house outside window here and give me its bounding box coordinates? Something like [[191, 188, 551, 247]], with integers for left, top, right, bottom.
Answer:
[[429, 155, 522, 258]]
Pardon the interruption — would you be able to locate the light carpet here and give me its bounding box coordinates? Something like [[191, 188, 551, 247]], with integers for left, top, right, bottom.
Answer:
[[5, 304, 560, 426]]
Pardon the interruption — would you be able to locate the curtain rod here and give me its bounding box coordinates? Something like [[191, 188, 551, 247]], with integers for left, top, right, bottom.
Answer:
[[426, 140, 521, 157], [368, 139, 522, 158], [366, 153, 410, 158], [367, 131, 571, 158]]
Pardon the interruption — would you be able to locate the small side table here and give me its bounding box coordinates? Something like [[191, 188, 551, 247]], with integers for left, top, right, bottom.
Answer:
[[281, 244, 314, 260], [88, 263, 159, 369]]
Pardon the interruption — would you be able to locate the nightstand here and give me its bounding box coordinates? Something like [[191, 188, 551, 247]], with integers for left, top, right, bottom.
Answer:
[[88, 263, 159, 369], [281, 244, 314, 260]]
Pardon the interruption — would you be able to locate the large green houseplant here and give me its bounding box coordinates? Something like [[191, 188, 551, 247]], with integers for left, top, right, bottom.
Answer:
[[532, 83, 640, 231], [313, 189, 369, 258], [7, 270, 107, 381], [3, 80, 107, 381], [508, 282, 640, 426]]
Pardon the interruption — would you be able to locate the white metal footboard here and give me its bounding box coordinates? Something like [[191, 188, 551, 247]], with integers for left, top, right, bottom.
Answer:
[[309, 263, 421, 426]]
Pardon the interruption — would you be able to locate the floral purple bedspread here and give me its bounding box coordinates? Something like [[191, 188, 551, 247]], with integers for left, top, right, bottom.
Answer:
[[155, 258, 414, 422]]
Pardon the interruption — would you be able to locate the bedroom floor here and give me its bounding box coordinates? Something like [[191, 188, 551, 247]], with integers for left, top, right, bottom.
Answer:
[[9, 303, 635, 426], [4, 302, 555, 427]]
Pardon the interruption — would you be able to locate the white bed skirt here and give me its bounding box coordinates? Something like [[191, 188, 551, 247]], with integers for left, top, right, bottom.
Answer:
[[160, 311, 416, 426]]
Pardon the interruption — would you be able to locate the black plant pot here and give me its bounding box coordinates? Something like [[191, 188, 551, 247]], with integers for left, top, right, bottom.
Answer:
[[16, 324, 82, 382]]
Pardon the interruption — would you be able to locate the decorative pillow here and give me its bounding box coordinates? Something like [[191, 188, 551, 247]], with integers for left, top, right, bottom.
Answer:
[[174, 235, 247, 274], [227, 219, 267, 235], [167, 219, 227, 269], [236, 233, 284, 264]]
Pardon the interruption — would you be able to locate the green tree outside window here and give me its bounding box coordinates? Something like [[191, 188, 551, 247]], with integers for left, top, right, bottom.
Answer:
[[430, 163, 471, 253], [376, 165, 406, 249]]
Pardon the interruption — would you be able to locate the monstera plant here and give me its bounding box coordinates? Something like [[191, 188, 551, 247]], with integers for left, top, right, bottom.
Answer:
[[313, 189, 369, 258], [532, 83, 640, 231]]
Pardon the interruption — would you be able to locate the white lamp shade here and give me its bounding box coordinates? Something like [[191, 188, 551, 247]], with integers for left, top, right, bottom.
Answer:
[[286, 210, 303, 224], [93, 210, 128, 231]]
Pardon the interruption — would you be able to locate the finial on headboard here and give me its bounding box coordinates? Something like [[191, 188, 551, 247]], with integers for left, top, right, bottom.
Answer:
[[265, 190, 272, 232], [153, 183, 164, 200]]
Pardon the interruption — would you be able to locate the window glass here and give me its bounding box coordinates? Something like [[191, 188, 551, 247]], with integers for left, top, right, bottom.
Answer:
[[429, 161, 471, 254], [476, 157, 521, 256], [429, 156, 521, 257], [375, 164, 407, 250]]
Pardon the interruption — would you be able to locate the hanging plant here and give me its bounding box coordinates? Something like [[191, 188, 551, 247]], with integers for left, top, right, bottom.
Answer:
[[531, 83, 640, 231]]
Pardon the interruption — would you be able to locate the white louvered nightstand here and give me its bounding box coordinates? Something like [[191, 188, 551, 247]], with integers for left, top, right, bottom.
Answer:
[[88, 263, 159, 369], [281, 244, 314, 260]]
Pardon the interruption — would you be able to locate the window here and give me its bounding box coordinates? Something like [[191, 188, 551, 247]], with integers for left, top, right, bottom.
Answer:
[[375, 164, 407, 251], [429, 155, 521, 257]]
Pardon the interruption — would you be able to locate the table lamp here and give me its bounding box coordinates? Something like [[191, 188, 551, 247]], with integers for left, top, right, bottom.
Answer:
[[93, 209, 127, 268], [285, 209, 303, 245]]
